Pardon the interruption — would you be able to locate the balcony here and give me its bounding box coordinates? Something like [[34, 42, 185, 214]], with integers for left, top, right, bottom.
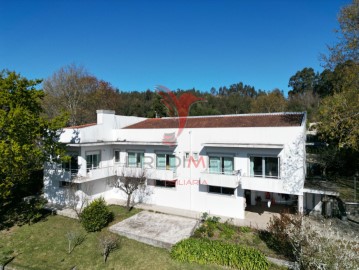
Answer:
[[241, 176, 284, 193], [147, 168, 177, 181], [72, 167, 116, 183], [200, 169, 240, 188]]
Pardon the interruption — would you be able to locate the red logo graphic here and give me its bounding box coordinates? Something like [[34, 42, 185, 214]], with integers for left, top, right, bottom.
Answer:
[[156, 85, 205, 145]]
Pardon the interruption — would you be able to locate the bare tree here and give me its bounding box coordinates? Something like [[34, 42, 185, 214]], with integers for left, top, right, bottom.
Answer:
[[66, 183, 93, 218], [43, 64, 97, 126], [98, 231, 120, 263], [110, 168, 148, 211]]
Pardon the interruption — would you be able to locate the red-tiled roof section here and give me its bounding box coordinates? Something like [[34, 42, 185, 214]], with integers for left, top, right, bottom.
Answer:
[[124, 113, 304, 129], [64, 123, 97, 129]]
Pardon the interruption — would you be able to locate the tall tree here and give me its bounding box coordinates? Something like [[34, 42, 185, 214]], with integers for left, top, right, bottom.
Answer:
[[0, 70, 67, 205], [322, 0, 359, 68], [318, 0, 359, 151], [43, 64, 97, 126], [288, 67, 319, 96]]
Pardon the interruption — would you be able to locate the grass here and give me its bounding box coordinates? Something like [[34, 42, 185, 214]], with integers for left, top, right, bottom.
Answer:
[[335, 177, 359, 202], [0, 206, 222, 270]]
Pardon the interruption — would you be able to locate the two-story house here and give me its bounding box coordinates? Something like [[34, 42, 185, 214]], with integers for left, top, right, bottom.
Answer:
[[44, 110, 307, 219]]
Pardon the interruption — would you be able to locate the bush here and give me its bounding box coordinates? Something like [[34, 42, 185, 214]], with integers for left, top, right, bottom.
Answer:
[[79, 198, 113, 232], [171, 238, 268, 270]]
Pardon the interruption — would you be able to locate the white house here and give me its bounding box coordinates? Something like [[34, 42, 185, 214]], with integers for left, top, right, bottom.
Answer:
[[44, 110, 308, 220]]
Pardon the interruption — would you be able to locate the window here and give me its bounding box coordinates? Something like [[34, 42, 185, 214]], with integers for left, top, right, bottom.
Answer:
[[156, 153, 176, 171], [114, 150, 121, 163], [208, 156, 234, 174], [208, 185, 235, 195], [193, 152, 199, 160], [86, 151, 100, 172], [250, 156, 279, 178], [155, 180, 176, 188], [127, 152, 144, 168]]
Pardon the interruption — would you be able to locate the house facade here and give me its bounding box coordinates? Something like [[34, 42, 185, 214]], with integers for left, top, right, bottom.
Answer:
[[44, 110, 307, 219]]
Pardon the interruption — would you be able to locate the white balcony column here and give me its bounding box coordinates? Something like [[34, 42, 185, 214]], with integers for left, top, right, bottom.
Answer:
[[298, 194, 304, 214], [78, 155, 87, 177]]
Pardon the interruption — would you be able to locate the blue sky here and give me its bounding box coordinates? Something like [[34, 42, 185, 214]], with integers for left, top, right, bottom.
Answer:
[[0, 0, 350, 93]]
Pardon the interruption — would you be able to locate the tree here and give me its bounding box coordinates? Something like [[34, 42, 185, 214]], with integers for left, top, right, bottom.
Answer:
[[318, 87, 359, 150], [318, 0, 359, 152], [43, 64, 97, 126], [288, 67, 319, 96], [0, 70, 67, 207], [251, 89, 287, 113], [323, 0, 359, 68], [111, 168, 148, 211]]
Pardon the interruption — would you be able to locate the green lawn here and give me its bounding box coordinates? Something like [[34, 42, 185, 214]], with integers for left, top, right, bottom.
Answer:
[[0, 206, 286, 270], [0, 206, 221, 270]]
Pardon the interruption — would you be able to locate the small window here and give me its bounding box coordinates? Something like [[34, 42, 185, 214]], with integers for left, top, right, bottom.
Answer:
[[155, 180, 176, 188], [114, 150, 121, 163], [208, 185, 234, 195], [127, 152, 144, 168], [184, 152, 190, 160], [193, 152, 199, 161]]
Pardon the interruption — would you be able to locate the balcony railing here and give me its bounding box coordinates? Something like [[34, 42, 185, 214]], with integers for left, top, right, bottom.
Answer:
[[240, 176, 284, 193], [200, 169, 240, 188], [147, 168, 177, 181]]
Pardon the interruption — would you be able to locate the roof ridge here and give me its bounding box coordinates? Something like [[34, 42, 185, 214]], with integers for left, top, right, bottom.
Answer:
[[161, 112, 305, 119]]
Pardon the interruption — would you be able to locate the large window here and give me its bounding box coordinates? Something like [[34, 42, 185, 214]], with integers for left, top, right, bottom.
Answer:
[[156, 153, 176, 171], [208, 185, 235, 195], [127, 152, 144, 168], [86, 151, 100, 172], [250, 156, 279, 178], [62, 153, 79, 175], [209, 156, 234, 174], [155, 180, 176, 188]]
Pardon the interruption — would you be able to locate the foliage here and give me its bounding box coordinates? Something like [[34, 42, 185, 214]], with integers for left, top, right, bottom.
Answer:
[[0, 195, 49, 230], [322, 0, 359, 68], [171, 238, 269, 270], [0, 71, 67, 208], [265, 212, 299, 260], [65, 230, 86, 254], [43, 64, 120, 126], [251, 89, 287, 113], [266, 212, 359, 269], [98, 231, 120, 263], [79, 198, 114, 232]]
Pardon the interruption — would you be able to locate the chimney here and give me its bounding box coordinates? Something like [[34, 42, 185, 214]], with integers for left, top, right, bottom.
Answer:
[[96, 110, 115, 125]]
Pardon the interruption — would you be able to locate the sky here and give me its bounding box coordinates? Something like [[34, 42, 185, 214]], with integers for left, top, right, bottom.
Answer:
[[0, 0, 351, 94]]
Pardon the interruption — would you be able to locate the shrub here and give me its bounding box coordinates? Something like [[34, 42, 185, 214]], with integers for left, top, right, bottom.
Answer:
[[239, 226, 251, 233], [171, 238, 269, 270], [79, 198, 113, 232]]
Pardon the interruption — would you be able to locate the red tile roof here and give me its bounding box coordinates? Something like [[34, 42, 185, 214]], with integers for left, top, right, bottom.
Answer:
[[64, 123, 97, 129], [124, 113, 304, 129]]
